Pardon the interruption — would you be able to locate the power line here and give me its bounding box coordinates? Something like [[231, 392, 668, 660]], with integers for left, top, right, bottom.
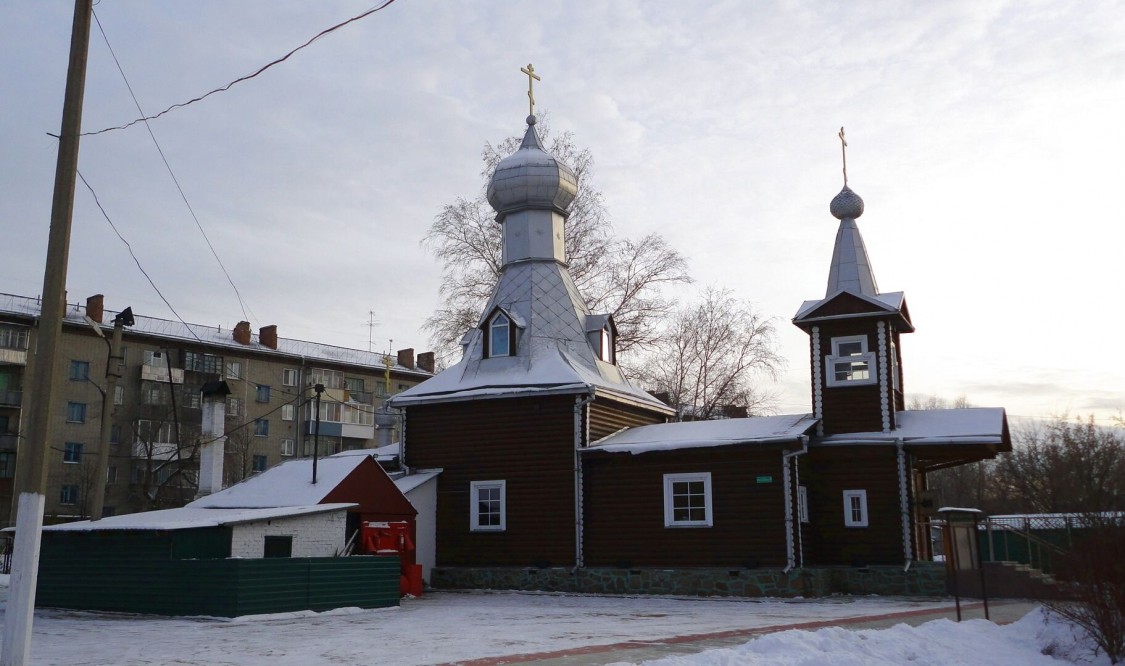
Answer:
[[91, 9, 255, 325], [76, 169, 204, 344], [83, 1, 397, 136]]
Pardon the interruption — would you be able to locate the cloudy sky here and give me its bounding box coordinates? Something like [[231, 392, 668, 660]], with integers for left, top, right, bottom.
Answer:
[[2, 1, 1122, 423]]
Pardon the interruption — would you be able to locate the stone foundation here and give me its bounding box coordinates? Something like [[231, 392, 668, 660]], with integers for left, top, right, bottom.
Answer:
[[432, 562, 947, 597]]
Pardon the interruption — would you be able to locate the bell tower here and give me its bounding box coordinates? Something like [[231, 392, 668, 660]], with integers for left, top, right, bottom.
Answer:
[[793, 132, 913, 435]]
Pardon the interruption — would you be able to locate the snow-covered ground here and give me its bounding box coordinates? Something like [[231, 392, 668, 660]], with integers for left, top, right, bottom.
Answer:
[[0, 579, 1105, 665]]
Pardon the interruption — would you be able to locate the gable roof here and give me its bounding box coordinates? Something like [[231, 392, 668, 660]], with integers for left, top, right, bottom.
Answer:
[[188, 451, 399, 509], [587, 413, 817, 455]]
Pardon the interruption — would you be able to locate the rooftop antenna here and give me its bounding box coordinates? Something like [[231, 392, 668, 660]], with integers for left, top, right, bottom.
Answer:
[[367, 310, 378, 352], [838, 126, 849, 187], [520, 63, 540, 116]]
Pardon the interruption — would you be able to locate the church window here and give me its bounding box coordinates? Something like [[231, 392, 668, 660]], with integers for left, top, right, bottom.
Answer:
[[470, 480, 506, 532], [825, 335, 877, 387], [843, 489, 868, 527], [599, 327, 614, 363], [663, 473, 713, 528], [489, 313, 512, 357]]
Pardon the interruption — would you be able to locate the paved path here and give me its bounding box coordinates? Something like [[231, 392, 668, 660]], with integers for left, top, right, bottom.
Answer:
[[447, 599, 1040, 665]]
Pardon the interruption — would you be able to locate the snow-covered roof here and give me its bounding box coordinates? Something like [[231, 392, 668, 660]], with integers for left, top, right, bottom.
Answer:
[[391, 328, 671, 412], [588, 414, 817, 455], [44, 504, 354, 532], [187, 454, 372, 509], [794, 290, 905, 320], [818, 408, 1008, 446], [0, 292, 431, 378], [393, 469, 442, 495]]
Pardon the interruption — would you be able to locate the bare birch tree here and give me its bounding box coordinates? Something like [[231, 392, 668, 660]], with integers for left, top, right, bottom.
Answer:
[[635, 287, 783, 420]]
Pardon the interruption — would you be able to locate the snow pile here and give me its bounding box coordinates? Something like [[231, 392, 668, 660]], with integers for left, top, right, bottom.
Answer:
[[623, 609, 1110, 666]]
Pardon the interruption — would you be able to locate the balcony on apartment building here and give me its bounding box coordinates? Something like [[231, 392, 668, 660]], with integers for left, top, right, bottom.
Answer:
[[0, 390, 20, 408]]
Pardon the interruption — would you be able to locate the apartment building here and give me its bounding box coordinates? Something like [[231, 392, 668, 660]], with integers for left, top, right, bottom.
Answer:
[[0, 292, 433, 524]]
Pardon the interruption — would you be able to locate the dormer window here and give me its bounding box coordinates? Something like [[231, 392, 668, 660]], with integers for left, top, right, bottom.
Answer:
[[825, 335, 877, 387], [599, 327, 614, 363], [489, 312, 512, 357]]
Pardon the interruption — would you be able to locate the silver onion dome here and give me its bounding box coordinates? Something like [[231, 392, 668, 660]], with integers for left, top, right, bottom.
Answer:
[[486, 115, 578, 216], [830, 185, 864, 220]]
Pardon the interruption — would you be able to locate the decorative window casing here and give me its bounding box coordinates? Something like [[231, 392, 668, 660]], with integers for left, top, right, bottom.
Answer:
[[663, 473, 713, 528], [843, 489, 869, 527], [488, 313, 512, 358], [599, 327, 614, 363], [825, 335, 877, 387], [470, 480, 506, 532]]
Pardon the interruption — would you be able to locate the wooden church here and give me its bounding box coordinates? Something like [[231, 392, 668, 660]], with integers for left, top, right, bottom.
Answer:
[[390, 110, 1010, 593]]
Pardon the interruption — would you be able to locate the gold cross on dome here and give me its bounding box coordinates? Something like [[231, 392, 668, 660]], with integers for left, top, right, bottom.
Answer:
[[838, 126, 849, 186], [521, 63, 541, 116]]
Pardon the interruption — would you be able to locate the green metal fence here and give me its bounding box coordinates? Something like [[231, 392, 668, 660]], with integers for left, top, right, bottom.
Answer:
[[37, 531, 400, 616]]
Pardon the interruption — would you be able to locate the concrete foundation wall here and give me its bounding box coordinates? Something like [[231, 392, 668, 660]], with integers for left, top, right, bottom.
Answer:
[[432, 563, 947, 598]]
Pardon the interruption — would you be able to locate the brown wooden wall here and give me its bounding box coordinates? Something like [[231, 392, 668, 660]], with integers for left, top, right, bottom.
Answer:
[[582, 446, 790, 568], [588, 399, 667, 444], [810, 319, 898, 435], [800, 445, 908, 566], [403, 395, 580, 567]]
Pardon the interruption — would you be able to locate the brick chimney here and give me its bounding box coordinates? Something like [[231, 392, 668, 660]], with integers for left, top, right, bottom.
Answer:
[[417, 351, 435, 373], [259, 325, 278, 350], [233, 321, 251, 345], [86, 294, 104, 324], [397, 348, 415, 369]]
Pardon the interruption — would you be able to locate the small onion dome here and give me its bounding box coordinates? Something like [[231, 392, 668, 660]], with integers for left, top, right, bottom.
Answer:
[[830, 185, 864, 220], [486, 115, 578, 216]]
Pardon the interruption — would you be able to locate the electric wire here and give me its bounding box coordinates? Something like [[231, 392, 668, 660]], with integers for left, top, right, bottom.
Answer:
[[83, 0, 397, 136], [76, 169, 204, 344], [91, 9, 255, 325]]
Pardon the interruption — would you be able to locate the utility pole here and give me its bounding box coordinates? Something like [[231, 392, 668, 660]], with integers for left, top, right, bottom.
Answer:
[[312, 383, 324, 484], [89, 308, 133, 520], [3, 1, 92, 663]]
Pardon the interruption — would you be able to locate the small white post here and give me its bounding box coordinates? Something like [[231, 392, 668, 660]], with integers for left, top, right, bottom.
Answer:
[[2, 493, 46, 666]]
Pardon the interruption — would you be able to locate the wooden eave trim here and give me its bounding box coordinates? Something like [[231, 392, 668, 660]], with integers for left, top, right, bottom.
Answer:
[[792, 310, 915, 333]]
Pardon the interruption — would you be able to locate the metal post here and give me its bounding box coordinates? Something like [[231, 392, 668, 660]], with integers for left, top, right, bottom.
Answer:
[[3, 2, 92, 663], [312, 384, 323, 484], [90, 312, 128, 520]]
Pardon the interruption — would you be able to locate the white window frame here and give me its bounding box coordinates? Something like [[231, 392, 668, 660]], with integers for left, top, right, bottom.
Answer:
[[281, 404, 295, 421], [825, 335, 877, 387], [280, 438, 295, 457], [599, 327, 614, 363], [797, 485, 809, 524], [225, 361, 241, 380], [470, 480, 506, 532], [843, 489, 869, 527], [282, 368, 298, 387], [663, 472, 713, 528], [489, 313, 511, 358]]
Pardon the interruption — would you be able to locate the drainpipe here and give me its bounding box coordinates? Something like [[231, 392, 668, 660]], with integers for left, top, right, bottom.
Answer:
[[897, 438, 914, 571], [782, 435, 809, 573], [572, 390, 595, 570]]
